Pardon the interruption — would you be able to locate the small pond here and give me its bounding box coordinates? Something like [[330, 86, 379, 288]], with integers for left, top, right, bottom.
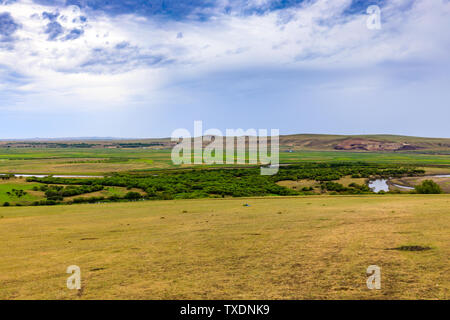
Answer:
[[368, 179, 390, 193]]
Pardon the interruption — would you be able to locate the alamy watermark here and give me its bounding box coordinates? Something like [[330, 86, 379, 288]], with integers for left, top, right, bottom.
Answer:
[[171, 121, 279, 175], [366, 265, 381, 290], [67, 265, 81, 290], [367, 5, 381, 30]]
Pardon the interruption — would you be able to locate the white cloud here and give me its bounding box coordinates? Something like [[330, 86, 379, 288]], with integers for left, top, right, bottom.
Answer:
[[1, 0, 449, 112]]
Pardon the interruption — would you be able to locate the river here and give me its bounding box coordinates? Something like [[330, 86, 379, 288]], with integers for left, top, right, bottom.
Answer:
[[369, 174, 450, 193]]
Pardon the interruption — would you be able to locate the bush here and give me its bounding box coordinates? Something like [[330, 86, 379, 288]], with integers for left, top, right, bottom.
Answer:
[[124, 192, 142, 200], [24, 163, 424, 203], [3, 202, 10, 207], [414, 180, 442, 194]]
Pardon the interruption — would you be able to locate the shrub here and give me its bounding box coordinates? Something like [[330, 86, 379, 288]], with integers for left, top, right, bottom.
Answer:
[[414, 180, 442, 194], [124, 192, 142, 200]]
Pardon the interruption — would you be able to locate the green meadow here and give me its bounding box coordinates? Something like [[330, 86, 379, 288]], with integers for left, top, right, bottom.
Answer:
[[0, 148, 449, 175], [0, 146, 448, 299], [0, 181, 42, 204]]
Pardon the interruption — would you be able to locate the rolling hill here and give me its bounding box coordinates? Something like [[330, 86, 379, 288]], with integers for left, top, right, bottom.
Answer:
[[279, 134, 450, 152], [1, 134, 449, 153]]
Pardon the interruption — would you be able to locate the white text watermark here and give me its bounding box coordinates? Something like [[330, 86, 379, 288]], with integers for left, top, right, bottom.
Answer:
[[171, 121, 279, 175]]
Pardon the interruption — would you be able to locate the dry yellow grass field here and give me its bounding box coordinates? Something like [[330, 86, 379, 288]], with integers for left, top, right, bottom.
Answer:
[[0, 195, 448, 300]]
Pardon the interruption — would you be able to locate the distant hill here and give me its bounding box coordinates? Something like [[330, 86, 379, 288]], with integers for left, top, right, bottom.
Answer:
[[1, 134, 449, 153], [279, 134, 450, 152]]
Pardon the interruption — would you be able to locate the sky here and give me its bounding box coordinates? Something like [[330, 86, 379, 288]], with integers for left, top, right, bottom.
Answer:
[[0, 0, 449, 138]]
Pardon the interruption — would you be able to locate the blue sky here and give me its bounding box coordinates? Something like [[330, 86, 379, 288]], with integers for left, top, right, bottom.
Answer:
[[0, 0, 449, 138]]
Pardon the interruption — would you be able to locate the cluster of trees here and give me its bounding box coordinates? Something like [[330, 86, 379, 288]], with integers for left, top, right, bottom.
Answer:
[[115, 143, 164, 148], [6, 189, 27, 198], [66, 158, 129, 164], [320, 182, 371, 194], [33, 184, 104, 201], [30, 191, 144, 206], [3, 142, 96, 148], [27, 169, 298, 200], [25, 162, 423, 202], [273, 162, 424, 182], [414, 180, 443, 194]]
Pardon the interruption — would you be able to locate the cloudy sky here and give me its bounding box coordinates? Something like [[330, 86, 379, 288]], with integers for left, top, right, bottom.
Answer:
[[0, 0, 449, 138]]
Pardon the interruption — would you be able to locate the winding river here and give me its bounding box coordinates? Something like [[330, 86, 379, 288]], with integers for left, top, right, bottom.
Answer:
[[369, 174, 450, 193]]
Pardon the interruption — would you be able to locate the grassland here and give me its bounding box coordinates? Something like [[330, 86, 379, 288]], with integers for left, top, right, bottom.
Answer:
[[0, 143, 448, 300], [0, 179, 43, 205], [0, 148, 174, 174], [0, 177, 144, 205], [279, 150, 450, 166], [0, 195, 448, 300], [0, 148, 450, 175]]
